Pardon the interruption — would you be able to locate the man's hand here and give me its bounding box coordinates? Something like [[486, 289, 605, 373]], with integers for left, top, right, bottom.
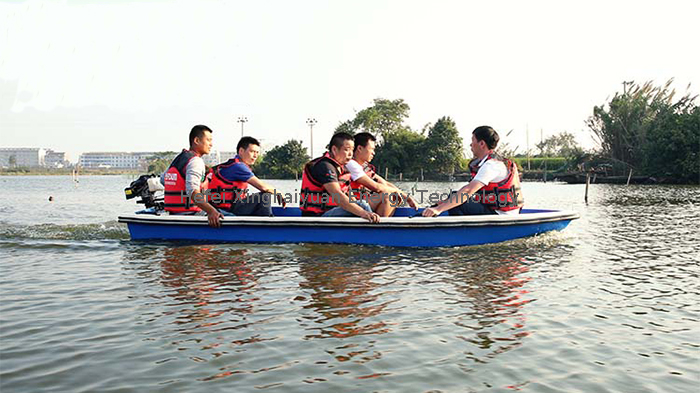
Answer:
[[421, 207, 441, 217], [362, 210, 381, 223], [207, 211, 224, 228], [274, 192, 287, 208], [389, 192, 403, 206], [191, 188, 224, 228], [405, 194, 417, 209]]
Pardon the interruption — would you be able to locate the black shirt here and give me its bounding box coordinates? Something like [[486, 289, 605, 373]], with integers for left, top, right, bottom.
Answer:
[[309, 158, 341, 184]]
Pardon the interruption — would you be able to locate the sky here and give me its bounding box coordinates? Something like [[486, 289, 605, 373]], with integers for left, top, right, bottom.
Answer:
[[1, 0, 699, 162]]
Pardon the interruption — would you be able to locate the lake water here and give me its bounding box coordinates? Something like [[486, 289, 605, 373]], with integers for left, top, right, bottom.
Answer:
[[1, 176, 698, 392]]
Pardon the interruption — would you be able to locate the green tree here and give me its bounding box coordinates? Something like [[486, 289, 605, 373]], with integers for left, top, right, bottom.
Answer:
[[256, 140, 310, 179], [587, 79, 699, 182], [423, 116, 464, 174], [334, 98, 411, 140], [373, 128, 427, 178], [334, 119, 357, 136], [146, 151, 177, 174], [587, 80, 691, 168], [643, 103, 700, 183], [535, 132, 583, 157]]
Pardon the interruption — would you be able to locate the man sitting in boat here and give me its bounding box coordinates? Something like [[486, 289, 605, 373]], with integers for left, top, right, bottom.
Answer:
[[422, 125, 524, 217], [162, 125, 225, 227], [205, 136, 286, 216], [347, 132, 417, 217], [300, 132, 380, 223]]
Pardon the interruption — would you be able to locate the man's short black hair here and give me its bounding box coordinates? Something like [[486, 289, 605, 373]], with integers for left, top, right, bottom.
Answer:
[[353, 132, 376, 151], [189, 125, 212, 146], [328, 132, 354, 150], [237, 136, 261, 152], [472, 126, 499, 150]]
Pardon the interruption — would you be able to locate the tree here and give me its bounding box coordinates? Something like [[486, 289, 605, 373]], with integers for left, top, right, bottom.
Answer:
[[587, 79, 699, 182], [333, 98, 473, 179], [535, 132, 583, 157], [334, 98, 411, 140], [587, 80, 693, 168], [373, 128, 427, 178], [255, 140, 310, 179], [147, 151, 177, 174], [643, 102, 700, 183], [423, 116, 464, 174]]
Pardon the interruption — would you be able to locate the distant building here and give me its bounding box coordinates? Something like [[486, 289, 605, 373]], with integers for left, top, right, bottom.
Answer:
[[0, 148, 46, 167], [45, 150, 68, 168], [79, 152, 156, 169], [219, 151, 237, 162], [200, 151, 240, 166], [202, 151, 221, 167]]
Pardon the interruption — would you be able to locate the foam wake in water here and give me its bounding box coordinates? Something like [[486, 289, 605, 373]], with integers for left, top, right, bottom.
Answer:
[[0, 221, 130, 241]]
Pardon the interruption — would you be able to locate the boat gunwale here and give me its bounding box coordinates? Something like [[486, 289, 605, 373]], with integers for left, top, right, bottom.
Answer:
[[118, 210, 580, 229]]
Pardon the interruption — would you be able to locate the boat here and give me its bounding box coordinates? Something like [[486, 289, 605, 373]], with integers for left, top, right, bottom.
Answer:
[[118, 207, 579, 247], [119, 174, 579, 247]]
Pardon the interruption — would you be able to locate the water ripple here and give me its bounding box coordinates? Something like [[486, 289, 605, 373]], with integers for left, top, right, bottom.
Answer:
[[2, 181, 699, 392]]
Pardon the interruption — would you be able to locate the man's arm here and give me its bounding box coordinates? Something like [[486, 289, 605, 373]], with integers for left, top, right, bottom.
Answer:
[[323, 181, 379, 223], [421, 181, 485, 217], [371, 174, 417, 209], [247, 176, 286, 207], [354, 175, 390, 194], [186, 158, 223, 227], [191, 186, 224, 227]]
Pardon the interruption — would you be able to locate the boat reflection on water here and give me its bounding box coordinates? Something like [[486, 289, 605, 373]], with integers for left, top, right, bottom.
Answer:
[[121, 243, 268, 357], [119, 236, 572, 385], [295, 246, 393, 339], [158, 246, 259, 325], [438, 250, 534, 365]]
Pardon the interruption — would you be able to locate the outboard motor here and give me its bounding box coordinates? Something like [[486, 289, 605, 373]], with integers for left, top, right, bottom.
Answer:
[[124, 174, 164, 210]]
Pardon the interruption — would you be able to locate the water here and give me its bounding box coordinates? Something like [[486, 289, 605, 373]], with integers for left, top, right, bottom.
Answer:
[[1, 176, 698, 392]]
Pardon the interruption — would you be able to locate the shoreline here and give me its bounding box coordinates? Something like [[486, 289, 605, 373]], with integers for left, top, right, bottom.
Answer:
[[1, 172, 698, 185]]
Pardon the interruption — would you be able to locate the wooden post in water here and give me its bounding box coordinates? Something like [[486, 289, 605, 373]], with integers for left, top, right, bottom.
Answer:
[[399, 172, 403, 181], [543, 159, 547, 183], [385, 167, 389, 180], [420, 168, 424, 181], [626, 168, 633, 186], [585, 171, 590, 204]]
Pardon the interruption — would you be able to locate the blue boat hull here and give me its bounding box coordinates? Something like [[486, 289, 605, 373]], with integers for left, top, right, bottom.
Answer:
[[119, 208, 578, 247]]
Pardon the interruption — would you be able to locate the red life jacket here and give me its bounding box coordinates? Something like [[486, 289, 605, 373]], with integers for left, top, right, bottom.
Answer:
[[205, 156, 250, 210], [163, 149, 202, 213], [469, 153, 524, 212], [349, 160, 378, 200], [300, 153, 352, 215]]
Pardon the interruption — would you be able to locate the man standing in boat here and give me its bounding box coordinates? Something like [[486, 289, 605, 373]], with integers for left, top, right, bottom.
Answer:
[[205, 136, 286, 216], [347, 132, 417, 216], [422, 125, 524, 217], [162, 125, 225, 228], [300, 132, 380, 223]]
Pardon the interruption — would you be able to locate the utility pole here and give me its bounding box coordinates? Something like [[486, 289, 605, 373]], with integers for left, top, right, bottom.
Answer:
[[237, 116, 248, 138], [306, 118, 317, 158]]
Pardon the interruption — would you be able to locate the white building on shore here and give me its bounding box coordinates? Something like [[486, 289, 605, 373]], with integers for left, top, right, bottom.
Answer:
[[0, 148, 69, 168], [219, 151, 237, 162], [74, 150, 235, 170], [79, 152, 156, 169]]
